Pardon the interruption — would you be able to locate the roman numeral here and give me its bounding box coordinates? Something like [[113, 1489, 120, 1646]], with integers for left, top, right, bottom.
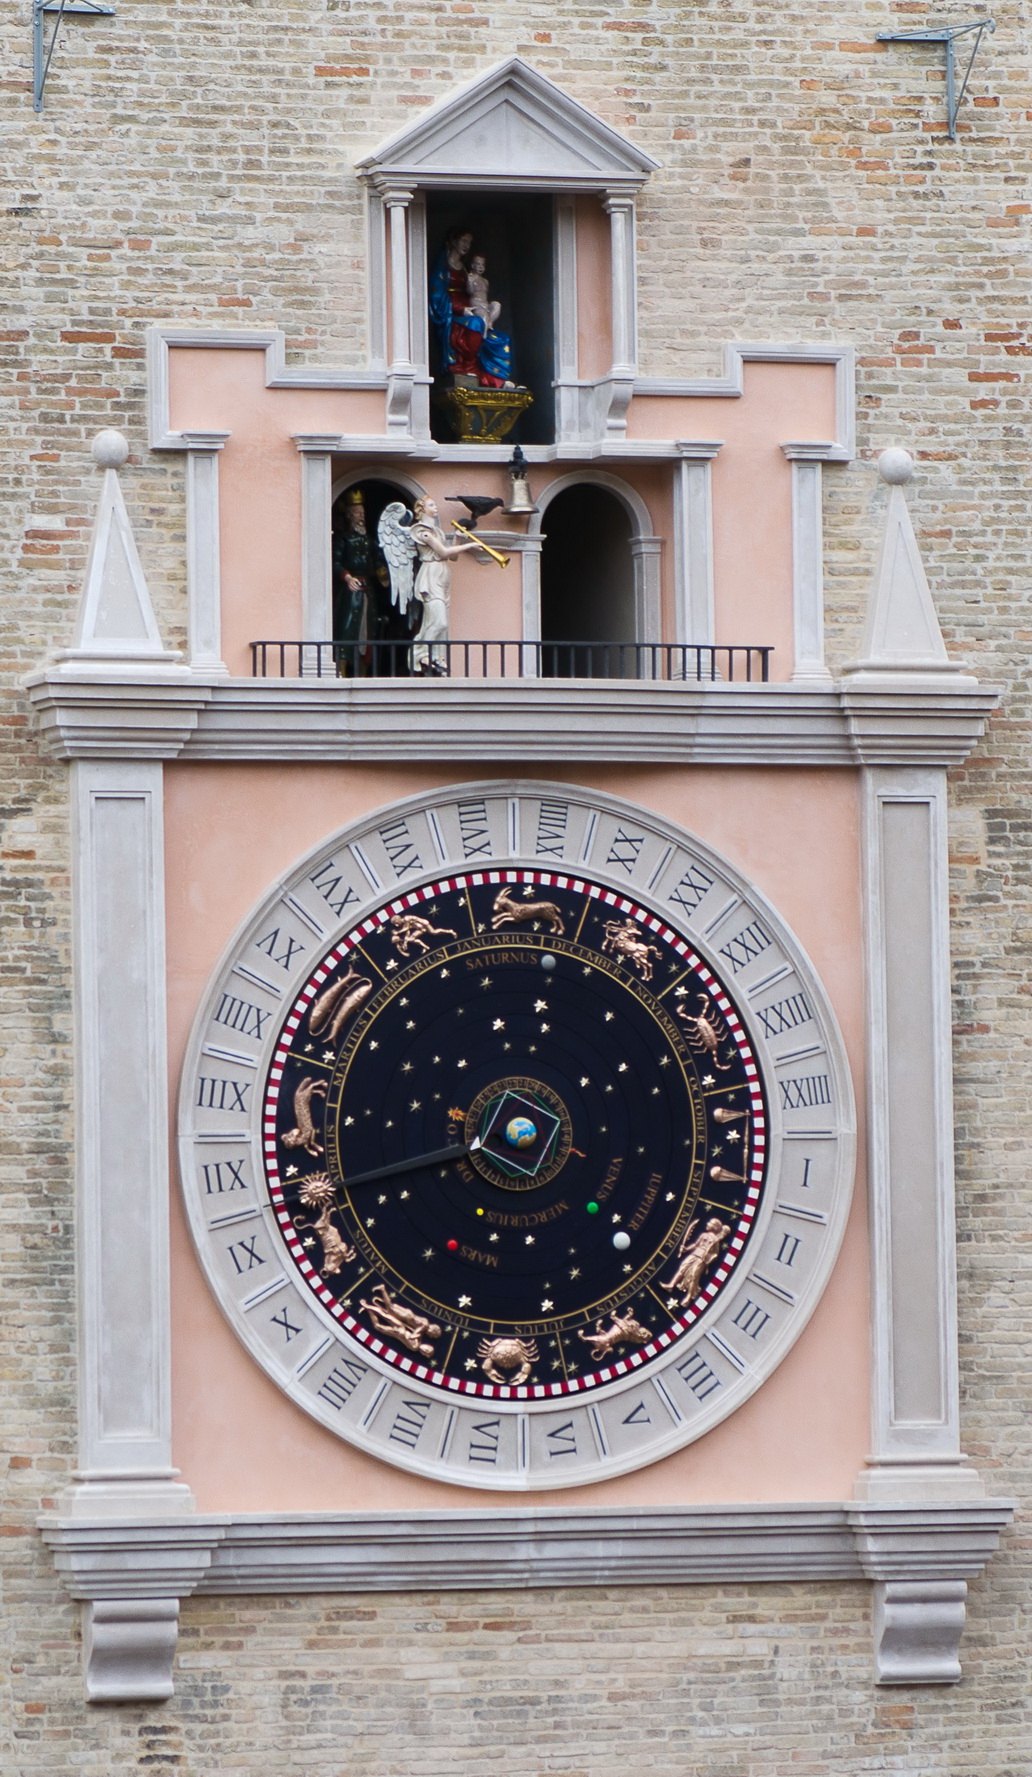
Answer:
[[800, 1157, 813, 1189], [197, 1076, 250, 1112], [621, 1401, 652, 1426], [775, 1232, 801, 1268], [201, 1158, 248, 1195], [309, 859, 359, 919], [317, 1359, 368, 1412], [675, 1351, 722, 1401], [535, 800, 568, 857], [718, 919, 772, 974], [378, 819, 423, 878], [668, 863, 713, 916], [757, 990, 813, 1039], [389, 1398, 431, 1449], [732, 1299, 771, 1341], [779, 1073, 831, 1111], [214, 991, 269, 1042], [270, 1306, 303, 1342], [254, 927, 305, 972], [468, 1417, 501, 1464], [457, 799, 492, 859], [227, 1236, 264, 1274], [545, 1420, 577, 1459], [606, 828, 645, 874]]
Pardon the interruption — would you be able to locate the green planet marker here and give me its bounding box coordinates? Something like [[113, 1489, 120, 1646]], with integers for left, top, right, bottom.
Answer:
[[586, 1201, 600, 1215]]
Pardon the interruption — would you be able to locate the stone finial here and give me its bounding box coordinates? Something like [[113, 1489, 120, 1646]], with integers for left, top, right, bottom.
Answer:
[[61, 430, 177, 668], [846, 448, 969, 681]]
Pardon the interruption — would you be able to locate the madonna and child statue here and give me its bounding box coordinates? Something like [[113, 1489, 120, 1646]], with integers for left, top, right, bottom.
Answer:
[[429, 226, 533, 442]]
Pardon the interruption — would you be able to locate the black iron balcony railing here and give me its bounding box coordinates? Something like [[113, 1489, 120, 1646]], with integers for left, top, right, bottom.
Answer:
[[249, 640, 772, 682]]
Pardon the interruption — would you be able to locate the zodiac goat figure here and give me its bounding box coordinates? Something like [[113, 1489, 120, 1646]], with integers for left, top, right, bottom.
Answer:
[[491, 885, 565, 935]]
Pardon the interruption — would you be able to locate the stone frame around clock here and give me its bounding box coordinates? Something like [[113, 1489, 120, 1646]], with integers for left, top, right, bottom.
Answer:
[[176, 781, 857, 1490]]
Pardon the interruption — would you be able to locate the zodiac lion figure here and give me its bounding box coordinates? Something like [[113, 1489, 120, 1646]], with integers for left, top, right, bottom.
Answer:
[[478, 1334, 539, 1385], [308, 964, 373, 1045], [663, 1217, 731, 1307], [578, 1309, 652, 1363], [677, 992, 732, 1071], [296, 1174, 355, 1275], [359, 1283, 441, 1360], [389, 911, 456, 957], [600, 918, 663, 982], [281, 1076, 327, 1157], [491, 885, 565, 936]]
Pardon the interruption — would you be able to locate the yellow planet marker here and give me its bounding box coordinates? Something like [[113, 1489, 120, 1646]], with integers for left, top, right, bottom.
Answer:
[[476, 1207, 485, 1216]]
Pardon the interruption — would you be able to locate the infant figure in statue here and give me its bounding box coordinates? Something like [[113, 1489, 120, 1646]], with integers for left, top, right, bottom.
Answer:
[[465, 254, 502, 330]]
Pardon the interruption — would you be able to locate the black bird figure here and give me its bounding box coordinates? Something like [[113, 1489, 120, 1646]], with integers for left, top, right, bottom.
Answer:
[[445, 494, 504, 531]]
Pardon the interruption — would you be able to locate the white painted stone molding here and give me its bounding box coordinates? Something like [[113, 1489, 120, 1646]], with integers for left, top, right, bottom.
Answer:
[[40, 1499, 1014, 1700], [59, 432, 180, 671], [355, 57, 658, 193], [855, 766, 983, 1503], [294, 435, 340, 651], [781, 447, 833, 683], [25, 674, 999, 768], [83, 1600, 181, 1705], [182, 431, 230, 674], [65, 761, 196, 1524], [672, 444, 722, 648], [846, 450, 976, 685]]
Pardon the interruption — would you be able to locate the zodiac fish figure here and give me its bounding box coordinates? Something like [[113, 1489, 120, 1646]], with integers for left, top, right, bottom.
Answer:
[[389, 911, 456, 957], [491, 885, 565, 935], [578, 1309, 652, 1363], [663, 1217, 731, 1307], [359, 1283, 441, 1361], [308, 964, 373, 1046], [296, 1174, 355, 1276], [677, 992, 732, 1071], [600, 918, 663, 982], [281, 1076, 327, 1157], [478, 1335, 539, 1385]]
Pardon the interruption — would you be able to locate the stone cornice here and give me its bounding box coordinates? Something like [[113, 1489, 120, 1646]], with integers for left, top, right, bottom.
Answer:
[[24, 671, 1000, 768]]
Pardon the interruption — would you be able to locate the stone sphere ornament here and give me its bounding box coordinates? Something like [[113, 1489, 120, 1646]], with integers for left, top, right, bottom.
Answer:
[[878, 447, 914, 486], [91, 429, 129, 470]]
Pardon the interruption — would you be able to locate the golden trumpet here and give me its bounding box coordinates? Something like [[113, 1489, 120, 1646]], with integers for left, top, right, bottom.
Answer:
[[450, 520, 509, 568]]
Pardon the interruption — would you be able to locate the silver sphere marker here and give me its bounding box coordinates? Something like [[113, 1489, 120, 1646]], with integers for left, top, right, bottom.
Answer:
[[612, 1230, 631, 1251], [540, 953, 556, 972]]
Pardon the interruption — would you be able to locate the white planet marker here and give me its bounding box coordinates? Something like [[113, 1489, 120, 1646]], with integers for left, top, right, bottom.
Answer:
[[612, 1231, 631, 1251]]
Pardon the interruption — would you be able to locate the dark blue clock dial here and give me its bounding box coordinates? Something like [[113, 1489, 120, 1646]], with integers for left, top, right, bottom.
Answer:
[[264, 871, 769, 1399]]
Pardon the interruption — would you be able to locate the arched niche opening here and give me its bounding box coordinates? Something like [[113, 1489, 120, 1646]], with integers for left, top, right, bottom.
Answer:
[[539, 482, 636, 674], [330, 475, 421, 675]]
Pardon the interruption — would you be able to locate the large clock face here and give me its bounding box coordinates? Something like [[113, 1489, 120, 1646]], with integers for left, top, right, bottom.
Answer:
[[180, 785, 854, 1488]]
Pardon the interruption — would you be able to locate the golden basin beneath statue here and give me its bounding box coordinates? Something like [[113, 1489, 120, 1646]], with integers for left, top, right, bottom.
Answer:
[[439, 384, 534, 444]]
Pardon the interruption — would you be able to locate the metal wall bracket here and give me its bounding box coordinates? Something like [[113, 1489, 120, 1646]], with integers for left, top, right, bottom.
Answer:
[[876, 18, 996, 139], [33, 0, 116, 114]]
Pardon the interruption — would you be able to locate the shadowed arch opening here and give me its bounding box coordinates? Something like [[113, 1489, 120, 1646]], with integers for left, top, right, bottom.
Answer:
[[539, 484, 635, 673]]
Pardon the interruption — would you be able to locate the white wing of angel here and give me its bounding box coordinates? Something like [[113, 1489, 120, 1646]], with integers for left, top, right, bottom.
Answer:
[[378, 503, 417, 613]]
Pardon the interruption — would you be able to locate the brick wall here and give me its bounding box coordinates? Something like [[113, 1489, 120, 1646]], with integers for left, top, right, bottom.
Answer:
[[2, 1, 1030, 1770]]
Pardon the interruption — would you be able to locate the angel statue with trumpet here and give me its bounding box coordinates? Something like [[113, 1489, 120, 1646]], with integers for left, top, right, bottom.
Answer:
[[377, 496, 508, 675]]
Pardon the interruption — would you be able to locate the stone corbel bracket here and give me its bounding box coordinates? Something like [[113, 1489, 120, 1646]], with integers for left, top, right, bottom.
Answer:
[[40, 1500, 1014, 1701]]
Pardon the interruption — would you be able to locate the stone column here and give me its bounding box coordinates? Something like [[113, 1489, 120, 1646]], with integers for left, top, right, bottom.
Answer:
[[782, 443, 835, 683], [294, 434, 340, 673], [599, 191, 637, 439], [381, 184, 416, 434], [182, 430, 230, 674], [672, 443, 723, 660]]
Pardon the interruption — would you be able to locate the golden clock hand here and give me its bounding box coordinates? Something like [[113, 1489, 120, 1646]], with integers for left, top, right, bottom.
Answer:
[[342, 1136, 482, 1192]]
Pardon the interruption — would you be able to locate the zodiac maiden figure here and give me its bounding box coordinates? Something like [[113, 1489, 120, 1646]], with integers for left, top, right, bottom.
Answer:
[[429, 227, 516, 389]]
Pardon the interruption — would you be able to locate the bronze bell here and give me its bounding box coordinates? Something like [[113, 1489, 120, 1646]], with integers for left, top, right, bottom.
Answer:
[[504, 443, 537, 516]]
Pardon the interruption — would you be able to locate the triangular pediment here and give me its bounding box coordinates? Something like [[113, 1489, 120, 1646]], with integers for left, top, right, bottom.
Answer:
[[358, 58, 658, 190]]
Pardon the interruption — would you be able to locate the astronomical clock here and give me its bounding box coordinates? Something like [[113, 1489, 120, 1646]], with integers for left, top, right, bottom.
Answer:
[[180, 786, 853, 1487]]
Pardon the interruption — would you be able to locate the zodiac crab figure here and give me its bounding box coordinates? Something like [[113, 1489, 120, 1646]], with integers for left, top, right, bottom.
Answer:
[[663, 1217, 731, 1308], [600, 917, 663, 982], [478, 1335, 539, 1385], [676, 991, 732, 1071], [359, 1283, 441, 1361], [490, 885, 565, 935], [578, 1309, 652, 1364], [389, 911, 456, 957]]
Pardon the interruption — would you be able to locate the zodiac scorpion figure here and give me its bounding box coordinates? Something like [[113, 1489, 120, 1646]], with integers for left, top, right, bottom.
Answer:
[[578, 1309, 651, 1363], [663, 1218, 731, 1307], [281, 1076, 327, 1157], [676, 992, 732, 1071], [360, 1284, 441, 1361], [491, 885, 565, 935], [600, 917, 663, 982], [388, 911, 456, 957]]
